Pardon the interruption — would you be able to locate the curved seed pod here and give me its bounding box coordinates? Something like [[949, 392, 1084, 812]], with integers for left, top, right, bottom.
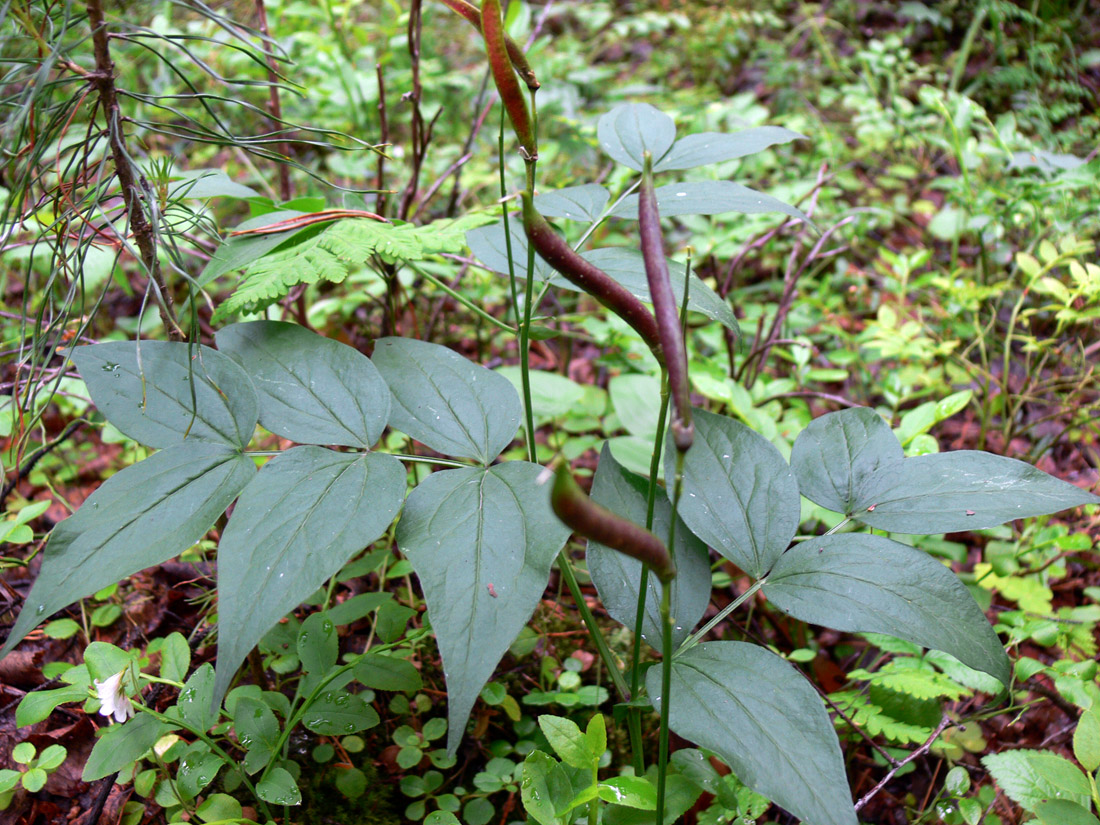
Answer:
[[437, 0, 539, 89], [522, 192, 663, 357], [640, 152, 693, 451], [481, 0, 537, 156], [550, 463, 676, 584]]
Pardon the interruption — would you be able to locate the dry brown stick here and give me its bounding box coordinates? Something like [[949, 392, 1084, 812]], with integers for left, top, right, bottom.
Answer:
[[854, 716, 953, 812], [375, 63, 389, 216], [253, 0, 292, 202], [86, 0, 183, 340]]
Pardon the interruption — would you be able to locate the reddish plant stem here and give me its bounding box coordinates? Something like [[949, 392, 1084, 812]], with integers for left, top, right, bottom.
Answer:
[[253, 0, 291, 202]]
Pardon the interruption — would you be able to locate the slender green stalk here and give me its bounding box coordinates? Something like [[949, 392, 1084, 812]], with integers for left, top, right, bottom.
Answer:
[[409, 262, 515, 333], [677, 579, 765, 654], [656, 451, 685, 825], [557, 557, 632, 702], [518, 158, 538, 463]]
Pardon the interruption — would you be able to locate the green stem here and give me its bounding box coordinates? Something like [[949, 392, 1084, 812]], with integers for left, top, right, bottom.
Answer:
[[557, 556, 632, 702], [519, 157, 538, 463], [656, 450, 685, 825], [949, 5, 988, 93], [410, 262, 515, 333], [676, 579, 766, 655]]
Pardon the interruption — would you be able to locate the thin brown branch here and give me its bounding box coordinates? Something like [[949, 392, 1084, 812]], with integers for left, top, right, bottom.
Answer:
[[854, 716, 953, 812], [253, 0, 292, 202]]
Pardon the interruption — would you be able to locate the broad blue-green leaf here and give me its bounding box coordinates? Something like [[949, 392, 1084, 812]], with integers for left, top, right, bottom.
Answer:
[[588, 445, 710, 653], [170, 169, 260, 200], [790, 407, 903, 515], [257, 766, 301, 806], [654, 127, 807, 171], [672, 409, 800, 578], [583, 248, 738, 334], [216, 321, 390, 448], [213, 447, 404, 704], [397, 462, 570, 753], [466, 217, 555, 282], [609, 374, 662, 442], [297, 612, 338, 676], [199, 210, 307, 286], [301, 690, 380, 735], [178, 663, 219, 733], [981, 749, 1092, 812], [597, 103, 677, 171], [1034, 800, 1100, 825], [611, 181, 810, 225], [234, 696, 280, 775], [354, 653, 422, 692], [496, 367, 585, 422], [72, 341, 258, 449], [372, 337, 521, 464], [1, 443, 255, 658], [534, 185, 611, 221], [764, 534, 1011, 687], [83, 713, 172, 781], [651, 642, 855, 825], [855, 452, 1100, 534]]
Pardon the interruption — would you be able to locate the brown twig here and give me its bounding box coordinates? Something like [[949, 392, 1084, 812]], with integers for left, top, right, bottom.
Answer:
[[375, 63, 389, 216], [85, 0, 182, 340], [854, 716, 953, 812], [253, 0, 292, 202]]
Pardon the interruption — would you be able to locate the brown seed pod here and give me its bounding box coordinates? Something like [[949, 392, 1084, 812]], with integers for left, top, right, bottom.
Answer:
[[550, 463, 676, 584], [437, 0, 539, 89], [522, 192, 663, 358], [481, 0, 537, 157], [640, 153, 693, 451]]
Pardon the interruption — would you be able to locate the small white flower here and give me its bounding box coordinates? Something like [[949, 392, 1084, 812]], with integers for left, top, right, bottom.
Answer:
[[94, 670, 135, 724]]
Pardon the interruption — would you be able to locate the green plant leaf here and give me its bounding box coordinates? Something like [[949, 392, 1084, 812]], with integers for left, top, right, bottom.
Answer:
[[71, 341, 258, 449], [522, 750, 573, 825], [587, 445, 710, 653], [855, 452, 1100, 533], [539, 716, 594, 770], [466, 217, 556, 282], [534, 185, 611, 221], [372, 337, 521, 464], [297, 612, 337, 676], [610, 181, 810, 224], [672, 409, 800, 578], [15, 685, 87, 727], [196, 793, 244, 824], [790, 407, 903, 515], [981, 749, 1092, 812], [597, 103, 677, 171], [496, 368, 585, 422], [175, 741, 222, 801], [178, 663, 219, 733], [301, 690, 380, 735], [354, 654, 422, 692], [1073, 706, 1100, 771], [1, 443, 254, 658], [1034, 800, 1100, 825], [198, 210, 308, 286], [651, 642, 856, 825], [598, 776, 657, 810], [654, 127, 807, 171], [83, 713, 172, 782], [216, 321, 391, 448], [256, 766, 301, 806], [397, 462, 570, 753], [159, 632, 190, 683], [213, 447, 404, 704], [234, 696, 280, 776], [764, 534, 1011, 687]]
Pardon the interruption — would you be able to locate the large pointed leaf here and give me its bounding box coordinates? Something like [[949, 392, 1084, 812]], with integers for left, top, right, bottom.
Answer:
[[854, 451, 1100, 534], [654, 127, 807, 171], [650, 642, 855, 825], [82, 713, 174, 782], [587, 445, 710, 653], [764, 534, 1011, 687], [214, 447, 405, 703], [372, 337, 521, 464], [71, 341, 258, 449], [597, 104, 677, 172], [672, 409, 800, 578], [215, 321, 390, 448], [396, 462, 569, 753], [1, 443, 254, 657], [611, 181, 810, 224], [790, 407, 903, 515], [466, 217, 555, 282], [534, 185, 611, 221]]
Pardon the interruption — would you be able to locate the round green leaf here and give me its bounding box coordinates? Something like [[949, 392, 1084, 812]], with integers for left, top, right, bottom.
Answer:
[[597, 103, 677, 171], [257, 766, 301, 806]]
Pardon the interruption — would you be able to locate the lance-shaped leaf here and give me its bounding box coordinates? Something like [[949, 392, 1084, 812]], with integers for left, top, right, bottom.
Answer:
[[611, 181, 810, 225], [71, 341, 258, 449], [534, 185, 611, 222], [597, 103, 677, 172], [1, 443, 255, 657], [397, 462, 569, 753], [372, 337, 521, 464], [650, 642, 856, 825], [213, 447, 405, 704], [654, 127, 807, 171], [216, 321, 390, 448], [854, 451, 1100, 534], [672, 409, 800, 578], [764, 534, 1011, 687], [587, 445, 710, 653], [790, 407, 903, 515]]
